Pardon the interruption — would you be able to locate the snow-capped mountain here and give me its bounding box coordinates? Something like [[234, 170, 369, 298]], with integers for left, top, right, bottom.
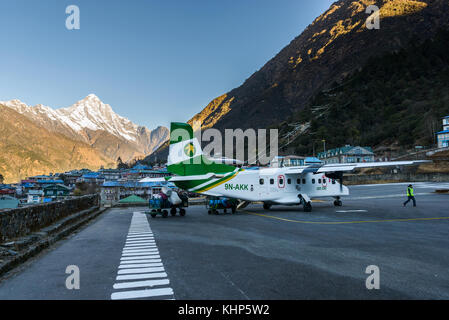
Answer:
[[0, 94, 168, 161]]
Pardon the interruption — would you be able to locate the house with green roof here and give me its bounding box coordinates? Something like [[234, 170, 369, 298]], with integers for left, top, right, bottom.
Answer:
[[318, 145, 375, 164]]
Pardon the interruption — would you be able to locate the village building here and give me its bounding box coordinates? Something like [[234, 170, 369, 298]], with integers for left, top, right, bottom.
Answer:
[[43, 184, 71, 198], [0, 195, 19, 210], [436, 116, 449, 148], [318, 146, 375, 164]]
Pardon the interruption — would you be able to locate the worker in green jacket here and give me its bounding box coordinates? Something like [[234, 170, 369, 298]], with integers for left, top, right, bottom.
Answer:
[[403, 184, 416, 207]]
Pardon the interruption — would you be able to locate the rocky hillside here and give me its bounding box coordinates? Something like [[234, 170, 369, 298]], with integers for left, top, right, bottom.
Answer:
[[190, 0, 449, 132], [1, 94, 169, 162], [0, 105, 115, 183], [280, 28, 449, 156]]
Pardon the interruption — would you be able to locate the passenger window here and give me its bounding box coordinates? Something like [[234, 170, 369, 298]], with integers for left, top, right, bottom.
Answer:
[[302, 179, 306, 184], [279, 179, 284, 185], [318, 179, 322, 184], [270, 179, 274, 185], [332, 179, 336, 184], [297, 179, 301, 184], [312, 179, 315, 184], [287, 179, 291, 184], [259, 179, 264, 185]]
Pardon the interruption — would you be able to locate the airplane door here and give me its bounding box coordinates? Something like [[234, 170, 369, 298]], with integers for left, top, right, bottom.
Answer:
[[258, 175, 270, 198]]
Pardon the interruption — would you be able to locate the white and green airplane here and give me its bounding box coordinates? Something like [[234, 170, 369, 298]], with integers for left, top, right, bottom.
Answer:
[[141, 122, 427, 212]]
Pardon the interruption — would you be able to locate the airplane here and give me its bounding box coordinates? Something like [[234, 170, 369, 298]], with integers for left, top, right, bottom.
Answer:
[[141, 122, 428, 212]]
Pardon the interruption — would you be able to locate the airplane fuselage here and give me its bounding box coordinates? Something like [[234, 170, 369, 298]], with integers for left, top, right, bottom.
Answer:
[[183, 167, 349, 205]]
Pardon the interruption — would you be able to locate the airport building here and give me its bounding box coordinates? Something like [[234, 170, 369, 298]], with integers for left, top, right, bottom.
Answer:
[[436, 116, 449, 148], [318, 145, 375, 164]]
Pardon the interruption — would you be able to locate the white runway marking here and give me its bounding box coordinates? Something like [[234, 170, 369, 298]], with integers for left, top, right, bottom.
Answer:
[[113, 279, 169, 290], [336, 210, 368, 213], [111, 212, 174, 300], [119, 263, 163, 269], [119, 259, 161, 264], [121, 255, 161, 261], [116, 272, 167, 281], [111, 288, 174, 300], [118, 267, 165, 274]]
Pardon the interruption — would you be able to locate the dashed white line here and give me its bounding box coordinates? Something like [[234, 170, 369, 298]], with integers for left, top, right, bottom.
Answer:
[[111, 288, 174, 300], [119, 263, 163, 269], [118, 267, 165, 274], [116, 272, 167, 281], [113, 279, 169, 290], [121, 255, 161, 261], [111, 212, 174, 300]]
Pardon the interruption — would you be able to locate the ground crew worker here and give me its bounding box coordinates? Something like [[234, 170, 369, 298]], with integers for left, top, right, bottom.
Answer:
[[403, 184, 416, 207]]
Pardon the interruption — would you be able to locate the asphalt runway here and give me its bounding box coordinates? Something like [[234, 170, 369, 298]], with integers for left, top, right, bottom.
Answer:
[[0, 182, 448, 300]]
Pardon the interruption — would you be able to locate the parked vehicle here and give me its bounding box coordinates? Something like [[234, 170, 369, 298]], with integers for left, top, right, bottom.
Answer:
[[149, 187, 188, 218], [206, 197, 238, 215]]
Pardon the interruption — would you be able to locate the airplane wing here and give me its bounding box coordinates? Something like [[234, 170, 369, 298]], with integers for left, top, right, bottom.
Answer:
[[283, 167, 307, 175], [316, 160, 430, 173], [140, 173, 227, 183], [168, 173, 225, 181], [139, 177, 167, 183]]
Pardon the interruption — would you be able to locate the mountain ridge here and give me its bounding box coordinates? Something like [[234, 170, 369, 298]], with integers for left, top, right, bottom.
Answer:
[[0, 94, 169, 162], [0, 105, 115, 184]]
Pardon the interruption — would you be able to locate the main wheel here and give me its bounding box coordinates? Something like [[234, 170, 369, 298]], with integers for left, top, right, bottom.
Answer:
[[208, 210, 212, 215], [162, 210, 168, 218], [263, 203, 271, 210], [170, 207, 177, 216], [303, 202, 312, 212], [151, 213, 157, 218], [223, 209, 227, 214], [231, 206, 237, 214], [180, 208, 186, 217], [334, 200, 343, 207]]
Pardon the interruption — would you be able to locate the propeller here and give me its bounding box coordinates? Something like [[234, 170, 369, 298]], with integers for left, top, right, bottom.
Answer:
[[325, 172, 344, 191]]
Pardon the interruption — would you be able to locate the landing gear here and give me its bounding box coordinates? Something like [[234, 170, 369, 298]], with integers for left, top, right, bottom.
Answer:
[[333, 197, 343, 207], [179, 208, 186, 217], [298, 194, 312, 213], [263, 203, 272, 210], [162, 210, 168, 218], [303, 202, 312, 212], [170, 207, 177, 216]]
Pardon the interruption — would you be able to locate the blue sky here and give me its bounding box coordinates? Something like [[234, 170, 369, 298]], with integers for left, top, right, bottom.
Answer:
[[0, 0, 334, 129]]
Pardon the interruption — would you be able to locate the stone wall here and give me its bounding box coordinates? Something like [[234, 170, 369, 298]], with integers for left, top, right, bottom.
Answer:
[[0, 195, 99, 242], [345, 173, 449, 185]]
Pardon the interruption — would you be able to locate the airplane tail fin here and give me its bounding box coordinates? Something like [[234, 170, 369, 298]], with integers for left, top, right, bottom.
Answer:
[[167, 122, 235, 176]]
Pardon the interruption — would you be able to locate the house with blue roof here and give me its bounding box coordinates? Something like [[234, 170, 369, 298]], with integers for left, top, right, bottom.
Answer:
[[436, 116, 449, 148], [100, 180, 175, 205], [318, 145, 375, 164]]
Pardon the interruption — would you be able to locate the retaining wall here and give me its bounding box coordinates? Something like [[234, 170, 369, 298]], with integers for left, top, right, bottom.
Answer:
[[0, 195, 99, 242]]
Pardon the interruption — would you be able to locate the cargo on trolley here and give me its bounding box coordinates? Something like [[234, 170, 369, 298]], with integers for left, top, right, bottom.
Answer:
[[206, 196, 238, 215], [148, 187, 188, 218]]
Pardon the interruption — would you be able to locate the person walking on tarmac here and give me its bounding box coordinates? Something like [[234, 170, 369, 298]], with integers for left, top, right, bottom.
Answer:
[[403, 184, 416, 207]]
